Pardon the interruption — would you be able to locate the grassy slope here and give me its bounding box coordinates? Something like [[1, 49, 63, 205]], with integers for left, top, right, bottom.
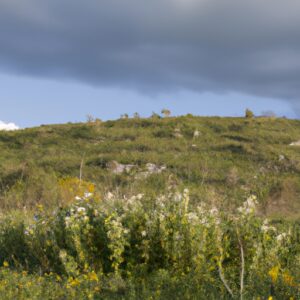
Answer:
[[0, 115, 299, 218]]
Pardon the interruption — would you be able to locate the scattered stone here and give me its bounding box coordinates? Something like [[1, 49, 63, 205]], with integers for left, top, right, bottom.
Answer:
[[135, 163, 167, 179], [108, 161, 167, 178], [146, 163, 167, 173], [174, 128, 183, 138], [259, 166, 267, 173], [289, 140, 300, 146], [193, 130, 200, 138], [107, 161, 136, 174]]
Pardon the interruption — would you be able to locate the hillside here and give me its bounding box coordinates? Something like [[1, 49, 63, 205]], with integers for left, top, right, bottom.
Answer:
[[0, 115, 299, 218], [0, 115, 300, 299]]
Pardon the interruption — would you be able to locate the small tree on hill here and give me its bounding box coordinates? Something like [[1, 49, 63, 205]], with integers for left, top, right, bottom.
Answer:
[[151, 112, 161, 119], [245, 109, 254, 118], [121, 113, 129, 119], [133, 112, 140, 119], [86, 114, 95, 123], [161, 109, 171, 118]]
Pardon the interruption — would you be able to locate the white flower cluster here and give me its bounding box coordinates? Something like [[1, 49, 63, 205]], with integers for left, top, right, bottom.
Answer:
[[187, 212, 199, 224], [261, 219, 276, 233], [195, 203, 220, 226], [75, 192, 93, 202], [237, 195, 258, 215], [65, 193, 94, 228], [122, 194, 144, 213], [276, 232, 288, 243]]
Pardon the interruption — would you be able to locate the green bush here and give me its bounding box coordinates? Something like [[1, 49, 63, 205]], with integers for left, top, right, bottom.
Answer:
[[245, 108, 254, 118], [0, 191, 299, 298]]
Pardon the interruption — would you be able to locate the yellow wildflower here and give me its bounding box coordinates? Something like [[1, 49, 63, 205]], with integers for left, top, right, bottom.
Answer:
[[68, 278, 81, 287], [37, 204, 44, 212], [3, 261, 9, 268], [88, 271, 99, 282], [283, 271, 294, 286], [269, 266, 279, 283]]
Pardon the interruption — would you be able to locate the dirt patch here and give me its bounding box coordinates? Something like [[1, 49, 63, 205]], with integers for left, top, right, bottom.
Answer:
[[261, 178, 300, 219]]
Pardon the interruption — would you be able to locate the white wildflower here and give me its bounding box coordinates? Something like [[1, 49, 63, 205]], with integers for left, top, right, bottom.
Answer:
[[276, 233, 287, 243], [128, 196, 137, 204], [187, 212, 199, 223], [210, 207, 218, 216], [24, 227, 33, 235], [200, 216, 208, 226], [261, 219, 276, 233], [59, 250, 67, 260], [65, 217, 71, 227], [174, 193, 182, 203], [197, 204, 206, 215], [84, 192, 93, 198], [141, 230, 147, 237], [157, 195, 166, 205], [159, 213, 165, 222], [159, 202, 165, 208], [106, 192, 114, 200], [77, 207, 86, 214], [238, 195, 258, 215], [136, 193, 144, 200]]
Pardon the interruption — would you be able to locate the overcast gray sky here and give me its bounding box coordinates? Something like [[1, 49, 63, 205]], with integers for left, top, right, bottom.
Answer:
[[0, 0, 299, 127]]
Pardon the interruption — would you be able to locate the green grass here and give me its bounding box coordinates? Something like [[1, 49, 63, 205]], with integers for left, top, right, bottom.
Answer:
[[0, 115, 299, 217], [0, 115, 300, 299]]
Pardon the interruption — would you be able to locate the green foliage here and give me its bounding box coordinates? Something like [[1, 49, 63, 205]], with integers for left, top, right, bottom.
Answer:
[[245, 108, 254, 118], [0, 115, 299, 297], [0, 116, 299, 218], [161, 108, 171, 117], [0, 192, 298, 298]]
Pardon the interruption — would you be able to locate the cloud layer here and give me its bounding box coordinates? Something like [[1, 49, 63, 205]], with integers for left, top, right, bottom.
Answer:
[[0, 0, 300, 113], [0, 121, 19, 131]]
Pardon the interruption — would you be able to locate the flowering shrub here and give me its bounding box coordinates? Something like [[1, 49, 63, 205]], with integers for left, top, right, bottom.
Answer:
[[59, 177, 96, 205], [0, 190, 299, 298]]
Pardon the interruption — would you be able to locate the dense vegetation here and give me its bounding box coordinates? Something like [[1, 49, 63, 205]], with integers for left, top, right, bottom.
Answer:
[[0, 115, 299, 299]]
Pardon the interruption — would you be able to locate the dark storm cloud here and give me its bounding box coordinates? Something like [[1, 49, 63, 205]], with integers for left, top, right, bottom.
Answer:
[[1, 0, 300, 112]]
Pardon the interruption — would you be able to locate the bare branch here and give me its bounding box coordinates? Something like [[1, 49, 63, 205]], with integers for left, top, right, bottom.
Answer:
[[218, 262, 234, 298], [238, 235, 245, 300], [79, 153, 86, 186]]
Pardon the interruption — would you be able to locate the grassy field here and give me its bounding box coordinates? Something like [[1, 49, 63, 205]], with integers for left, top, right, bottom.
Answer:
[[0, 115, 299, 299]]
